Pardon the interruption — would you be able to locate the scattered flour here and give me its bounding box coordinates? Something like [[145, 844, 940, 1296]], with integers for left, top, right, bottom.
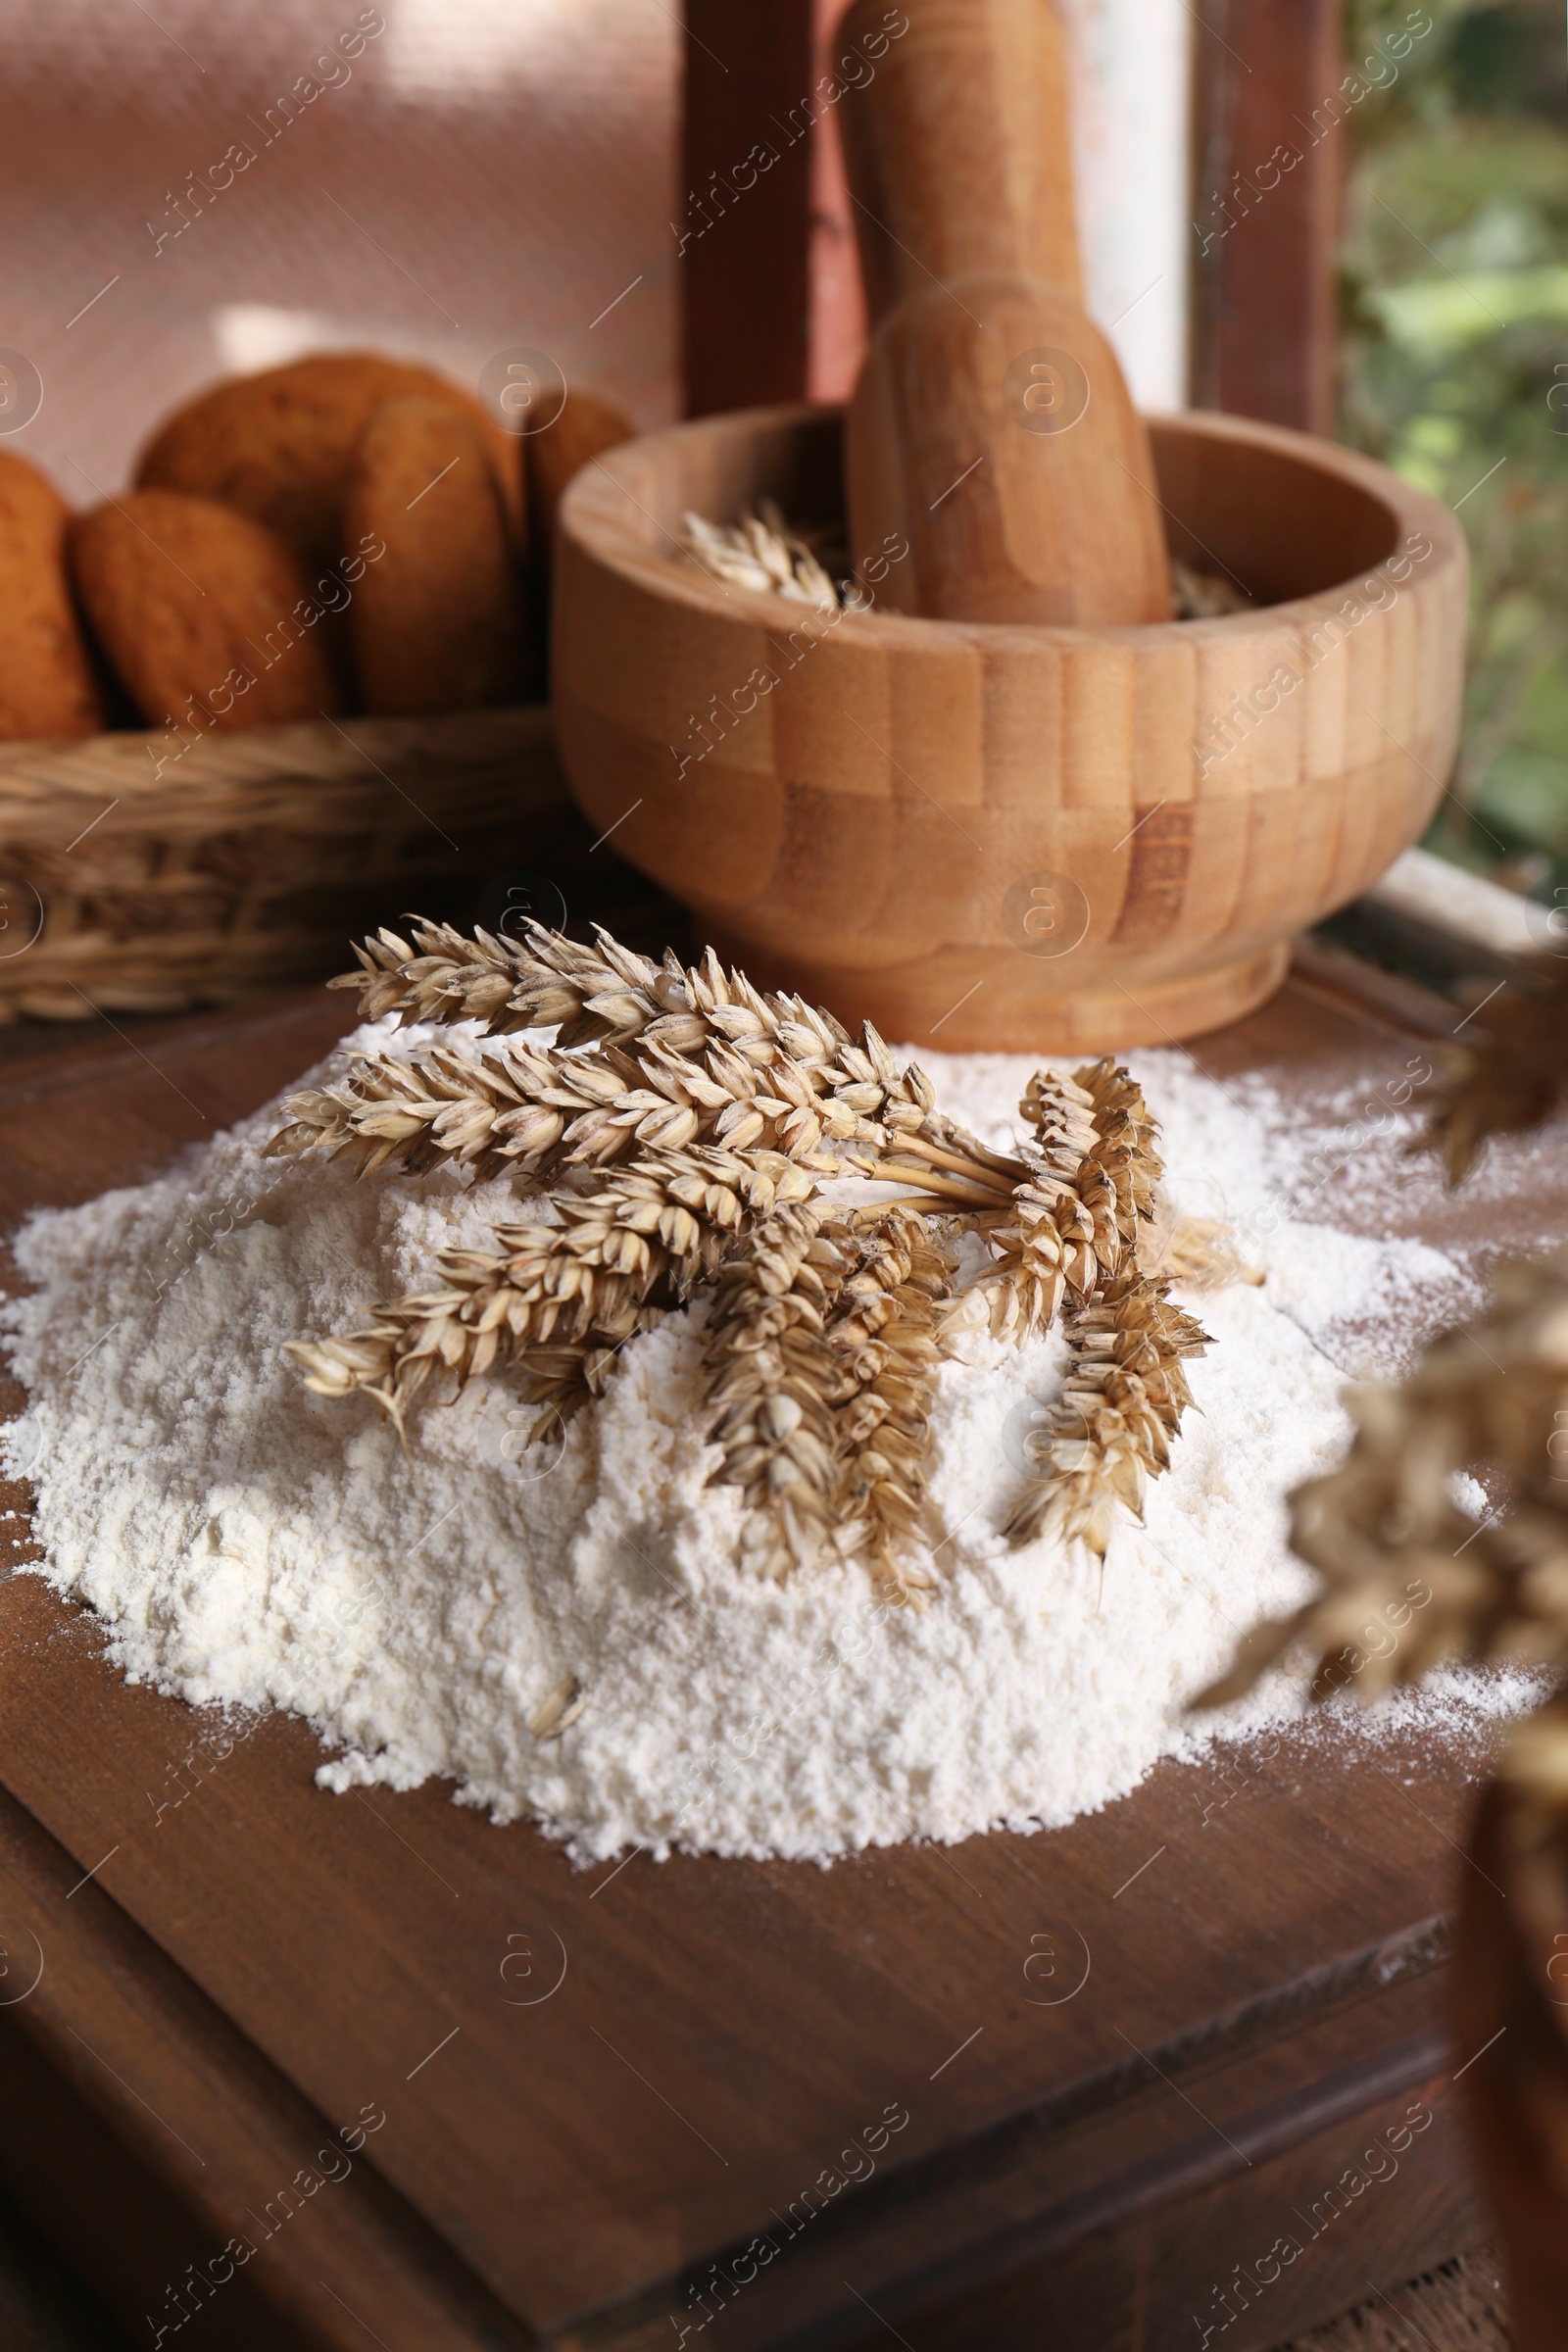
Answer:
[[0, 1026, 1534, 1863]]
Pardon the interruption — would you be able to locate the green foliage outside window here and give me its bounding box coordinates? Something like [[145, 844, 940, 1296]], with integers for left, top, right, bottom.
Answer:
[[1342, 0, 1568, 889]]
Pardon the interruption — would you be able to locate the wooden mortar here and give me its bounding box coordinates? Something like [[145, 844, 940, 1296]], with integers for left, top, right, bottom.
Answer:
[[553, 404, 1468, 1052]]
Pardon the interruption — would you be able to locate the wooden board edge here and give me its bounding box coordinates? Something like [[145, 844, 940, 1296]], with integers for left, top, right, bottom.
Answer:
[[858, 2058, 1487, 2352], [557, 2045, 1484, 2352], [556, 1941, 1465, 2349], [0, 1785, 534, 2352]]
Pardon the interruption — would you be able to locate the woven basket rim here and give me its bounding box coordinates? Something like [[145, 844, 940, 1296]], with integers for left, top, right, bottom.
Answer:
[[0, 703, 551, 808], [0, 704, 566, 1016]]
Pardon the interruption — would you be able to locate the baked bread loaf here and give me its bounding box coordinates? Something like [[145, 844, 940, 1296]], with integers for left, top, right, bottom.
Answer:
[[525, 386, 632, 542], [344, 397, 522, 715], [72, 490, 342, 730], [0, 453, 104, 740], [135, 354, 524, 572]]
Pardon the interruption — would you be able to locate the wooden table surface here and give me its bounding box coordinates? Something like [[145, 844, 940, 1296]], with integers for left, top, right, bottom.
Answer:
[[0, 968, 1534, 2352]]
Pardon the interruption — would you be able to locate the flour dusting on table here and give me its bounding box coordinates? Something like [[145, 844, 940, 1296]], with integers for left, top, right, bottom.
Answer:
[[0, 1024, 1529, 1862]]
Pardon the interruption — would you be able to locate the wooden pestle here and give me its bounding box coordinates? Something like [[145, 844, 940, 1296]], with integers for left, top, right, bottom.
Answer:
[[839, 0, 1172, 626]]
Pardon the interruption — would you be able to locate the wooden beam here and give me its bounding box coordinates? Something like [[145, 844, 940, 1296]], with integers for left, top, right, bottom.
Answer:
[[1190, 0, 1344, 434], [807, 0, 867, 404], [679, 1, 817, 415], [682, 2, 1346, 429]]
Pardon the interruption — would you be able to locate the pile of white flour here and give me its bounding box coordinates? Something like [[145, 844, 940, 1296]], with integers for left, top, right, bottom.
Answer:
[[0, 1022, 1529, 1862]]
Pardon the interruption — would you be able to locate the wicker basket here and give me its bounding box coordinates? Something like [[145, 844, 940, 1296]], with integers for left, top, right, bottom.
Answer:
[[0, 707, 562, 1020]]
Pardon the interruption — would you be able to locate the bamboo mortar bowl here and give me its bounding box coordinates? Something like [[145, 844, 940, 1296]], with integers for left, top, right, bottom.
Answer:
[[553, 405, 1468, 1051]]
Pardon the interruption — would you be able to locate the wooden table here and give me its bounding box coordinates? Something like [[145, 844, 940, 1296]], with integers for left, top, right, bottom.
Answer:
[[0, 969, 1522, 2352]]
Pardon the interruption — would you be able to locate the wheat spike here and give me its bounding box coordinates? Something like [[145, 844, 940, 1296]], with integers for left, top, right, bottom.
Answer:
[[826, 1207, 953, 1599], [285, 1145, 813, 1430], [327, 917, 667, 1043], [265, 1037, 605, 1183], [1424, 956, 1568, 1184], [702, 1202, 952, 1598], [703, 1200, 850, 1581], [296, 921, 1021, 1202], [680, 503, 841, 611], [268, 1019, 888, 1187], [265, 1030, 820, 1186], [945, 1060, 1163, 1348], [1005, 1268, 1209, 1556], [289, 914, 1212, 1592], [940, 1070, 1098, 1345], [1196, 1245, 1568, 1716]]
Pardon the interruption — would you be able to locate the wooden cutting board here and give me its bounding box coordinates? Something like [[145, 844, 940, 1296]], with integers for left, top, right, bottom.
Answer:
[[0, 971, 1530, 2352]]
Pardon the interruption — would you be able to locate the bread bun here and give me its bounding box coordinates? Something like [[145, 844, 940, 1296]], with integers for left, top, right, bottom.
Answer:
[[136, 354, 525, 572], [0, 453, 103, 740], [72, 490, 342, 730], [525, 386, 633, 542], [344, 397, 523, 714]]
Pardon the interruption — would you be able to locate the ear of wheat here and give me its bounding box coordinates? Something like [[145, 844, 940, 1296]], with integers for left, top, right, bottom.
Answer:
[[1198, 935, 1568, 1817], [290, 922, 1020, 1209], [675, 506, 1247, 624], [680, 502, 842, 611], [286, 1145, 815, 1430], [704, 1199, 848, 1581], [1425, 955, 1568, 1184], [282, 918, 1236, 1592], [1197, 1240, 1568, 1813], [823, 1207, 954, 1599], [329, 914, 663, 1040], [1005, 1268, 1209, 1556], [940, 1059, 1164, 1348], [701, 1200, 952, 1600]]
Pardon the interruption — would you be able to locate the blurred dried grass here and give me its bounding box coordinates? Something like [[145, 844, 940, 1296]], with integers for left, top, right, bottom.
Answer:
[[1276, 2240, 1507, 2350]]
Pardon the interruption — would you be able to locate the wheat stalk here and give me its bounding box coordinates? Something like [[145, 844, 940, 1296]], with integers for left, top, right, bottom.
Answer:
[[330, 917, 667, 1045], [267, 1021, 926, 1188], [942, 1060, 1163, 1348], [266, 1031, 839, 1186], [703, 1200, 850, 1581], [266, 1037, 604, 1183], [703, 1202, 954, 1599]]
